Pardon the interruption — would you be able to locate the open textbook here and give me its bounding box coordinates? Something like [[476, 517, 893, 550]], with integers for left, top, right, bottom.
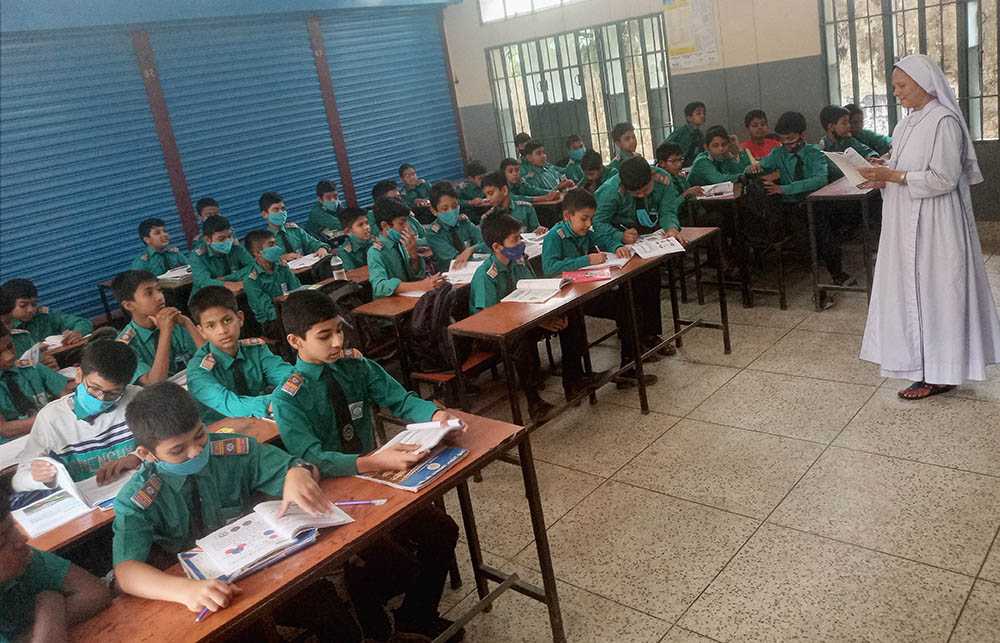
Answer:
[[823, 147, 871, 185], [287, 253, 324, 271], [157, 264, 192, 281], [500, 278, 571, 304], [700, 181, 734, 197], [357, 420, 468, 492], [37, 456, 133, 509], [628, 235, 685, 259], [444, 260, 483, 285]]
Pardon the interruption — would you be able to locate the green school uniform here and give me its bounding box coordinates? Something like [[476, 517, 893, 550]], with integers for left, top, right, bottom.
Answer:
[[687, 149, 752, 186], [270, 223, 328, 256], [130, 247, 188, 275], [486, 200, 540, 231], [188, 243, 256, 296], [366, 210, 427, 246], [592, 171, 681, 244], [399, 180, 431, 208], [541, 221, 621, 277], [469, 254, 534, 314], [522, 163, 565, 191], [13, 308, 93, 344], [854, 128, 892, 156], [116, 319, 197, 383], [272, 352, 438, 478], [665, 123, 706, 167], [111, 433, 301, 565], [338, 234, 373, 271], [0, 362, 68, 441], [367, 234, 426, 300], [820, 134, 879, 181], [306, 201, 344, 238], [757, 144, 829, 203], [509, 180, 551, 204], [1, 548, 71, 641], [604, 149, 635, 177], [10, 328, 34, 359], [456, 180, 490, 222], [563, 159, 584, 183], [425, 214, 487, 265], [243, 263, 301, 324], [187, 338, 292, 425]]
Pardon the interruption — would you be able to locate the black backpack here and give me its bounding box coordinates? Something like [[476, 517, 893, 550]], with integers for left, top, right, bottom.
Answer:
[[408, 282, 470, 373], [738, 173, 787, 244], [319, 279, 375, 351]]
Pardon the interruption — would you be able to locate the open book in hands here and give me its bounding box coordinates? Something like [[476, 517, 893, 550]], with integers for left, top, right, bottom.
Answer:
[[444, 260, 483, 285], [822, 147, 871, 186], [357, 419, 469, 492]]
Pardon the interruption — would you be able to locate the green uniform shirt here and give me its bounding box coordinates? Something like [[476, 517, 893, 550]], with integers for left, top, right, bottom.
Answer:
[[244, 263, 301, 324], [593, 171, 681, 244], [367, 234, 426, 300], [306, 201, 344, 238], [270, 223, 328, 256], [10, 328, 34, 359], [425, 215, 487, 265], [13, 308, 93, 344], [563, 159, 584, 183], [820, 134, 878, 180], [0, 363, 67, 441], [366, 210, 427, 245], [485, 200, 539, 231], [541, 221, 621, 277], [189, 243, 256, 297], [399, 180, 431, 208], [687, 149, 752, 186], [338, 234, 372, 271], [469, 254, 534, 314], [456, 180, 490, 222], [111, 433, 299, 565], [130, 247, 188, 275], [116, 319, 197, 383], [854, 128, 892, 156], [665, 123, 706, 167], [523, 163, 565, 191], [604, 149, 635, 177], [187, 338, 292, 425], [1, 548, 71, 641], [509, 180, 551, 203], [758, 143, 829, 202], [272, 353, 438, 478]]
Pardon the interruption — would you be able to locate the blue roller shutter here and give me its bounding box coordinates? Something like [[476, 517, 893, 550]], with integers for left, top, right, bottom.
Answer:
[[149, 17, 340, 238], [321, 6, 464, 205], [0, 29, 180, 318]]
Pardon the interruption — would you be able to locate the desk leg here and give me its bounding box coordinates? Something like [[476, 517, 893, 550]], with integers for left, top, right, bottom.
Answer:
[[97, 285, 113, 323], [448, 331, 468, 411], [806, 201, 823, 312], [623, 275, 649, 414], [716, 232, 732, 354], [518, 437, 566, 643], [500, 340, 524, 426], [456, 480, 492, 605], [861, 197, 874, 304], [575, 307, 598, 405], [732, 202, 753, 308], [667, 260, 682, 349], [393, 316, 414, 390]]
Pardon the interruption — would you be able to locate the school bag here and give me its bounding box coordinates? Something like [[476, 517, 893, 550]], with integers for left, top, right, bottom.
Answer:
[[318, 279, 375, 352], [407, 282, 470, 373]]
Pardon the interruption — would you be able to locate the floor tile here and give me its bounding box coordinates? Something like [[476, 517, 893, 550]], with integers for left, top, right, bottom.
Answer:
[[950, 579, 1000, 643], [660, 627, 721, 642], [982, 540, 1000, 584], [438, 537, 478, 613], [695, 291, 813, 330], [603, 359, 740, 416], [770, 447, 1000, 575], [835, 387, 1000, 476], [748, 329, 884, 386], [690, 370, 876, 443], [796, 291, 871, 335], [674, 323, 788, 369], [679, 524, 972, 643], [516, 480, 759, 622], [613, 419, 823, 518]]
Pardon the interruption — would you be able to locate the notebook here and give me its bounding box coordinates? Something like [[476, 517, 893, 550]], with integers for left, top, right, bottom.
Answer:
[[599, 252, 633, 269], [823, 147, 871, 185], [500, 278, 572, 304], [444, 260, 483, 285], [356, 446, 468, 492], [287, 253, 324, 270], [628, 236, 685, 259], [700, 181, 735, 197]]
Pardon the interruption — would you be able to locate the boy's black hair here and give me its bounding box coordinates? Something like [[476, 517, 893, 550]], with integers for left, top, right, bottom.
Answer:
[[844, 103, 864, 116], [562, 187, 597, 214], [523, 140, 544, 155], [338, 206, 368, 230], [820, 104, 850, 130], [619, 157, 653, 191], [0, 289, 13, 316], [282, 290, 340, 340], [398, 164, 414, 178], [465, 160, 487, 177], [373, 196, 411, 229], [80, 339, 138, 387], [428, 181, 458, 209], [372, 179, 399, 202], [565, 134, 583, 148], [258, 191, 283, 212], [655, 141, 684, 162], [195, 197, 218, 215], [499, 158, 519, 172], [244, 229, 275, 256], [513, 132, 532, 147], [705, 125, 729, 144], [0, 322, 9, 339], [481, 212, 522, 248], [684, 101, 706, 118], [201, 215, 232, 238], [580, 149, 603, 171], [138, 218, 166, 241], [744, 109, 767, 128], [774, 111, 808, 135], [188, 285, 239, 325], [481, 170, 509, 191], [111, 270, 157, 303], [316, 179, 337, 197], [126, 382, 202, 451], [611, 122, 634, 143], [1, 278, 37, 301]]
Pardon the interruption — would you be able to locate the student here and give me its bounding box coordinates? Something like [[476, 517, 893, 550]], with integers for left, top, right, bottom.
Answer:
[[500, 158, 558, 203], [844, 103, 892, 156], [819, 105, 879, 180], [186, 286, 293, 425], [368, 196, 444, 300], [367, 179, 427, 245], [579, 150, 609, 193], [259, 191, 330, 262], [688, 125, 758, 186], [514, 131, 532, 161], [522, 140, 575, 191], [305, 179, 344, 240], [188, 215, 257, 297], [272, 290, 462, 641], [112, 270, 203, 386], [336, 207, 373, 271], [12, 340, 142, 492], [605, 122, 639, 175], [456, 160, 491, 223], [241, 229, 302, 336], [665, 101, 707, 167], [0, 291, 55, 368], [130, 218, 188, 275], [561, 135, 587, 183], [191, 197, 220, 253], [1, 279, 93, 346], [398, 164, 432, 220], [481, 171, 546, 234], [758, 111, 852, 286], [0, 324, 73, 444], [424, 181, 488, 270], [111, 382, 357, 642], [0, 487, 111, 642], [742, 109, 781, 159]]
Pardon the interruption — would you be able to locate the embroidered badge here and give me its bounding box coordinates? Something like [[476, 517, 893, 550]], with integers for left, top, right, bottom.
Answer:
[[343, 242, 352, 253], [195, 247, 206, 255], [16, 358, 34, 367], [349, 401, 364, 420], [431, 223, 441, 232], [169, 247, 179, 253], [141, 253, 149, 260], [282, 373, 303, 396], [459, 214, 468, 221], [342, 423, 356, 442], [373, 241, 383, 250], [487, 263, 499, 278], [199, 352, 216, 371], [131, 475, 163, 509], [11, 328, 27, 335], [248, 269, 257, 280], [654, 173, 670, 184], [287, 222, 299, 228], [117, 328, 136, 344], [38, 306, 48, 314], [210, 437, 249, 456], [556, 227, 566, 239], [240, 337, 265, 346]]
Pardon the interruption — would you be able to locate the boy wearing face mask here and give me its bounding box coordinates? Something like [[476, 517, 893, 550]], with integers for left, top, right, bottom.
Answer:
[[12, 340, 142, 492], [242, 229, 302, 332], [305, 179, 343, 240], [259, 191, 330, 263], [480, 171, 547, 234], [425, 181, 487, 269], [562, 134, 587, 183], [189, 215, 257, 298], [368, 197, 445, 300], [366, 179, 429, 246]]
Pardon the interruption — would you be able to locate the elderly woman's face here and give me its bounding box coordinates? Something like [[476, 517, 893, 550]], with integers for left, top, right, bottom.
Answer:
[[893, 68, 934, 109]]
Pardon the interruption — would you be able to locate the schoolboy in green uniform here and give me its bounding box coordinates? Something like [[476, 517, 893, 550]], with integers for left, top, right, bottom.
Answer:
[[845, 103, 892, 156], [111, 382, 358, 641], [500, 158, 558, 204], [367, 179, 428, 246], [305, 179, 344, 240], [605, 122, 640, 176], [688, 125, 757, 186], [112, 270, 203, 385], [242, 229, 301, 334], [1, 291, 54, 368], [1, 279, 93, 346], [259, 191, 330, 262], [819, 104, 879, 181], [190, 197, 220, 254], [398, 164, 433, 223], [273, 290, 463, 642], [562, 135, 587, 183], [522, 140, 575, 191], [336, 207, 373, 271], [425, 181, 487, 268], [456, 160, 491, 223], [187, 286, 292, 425], [578, 150, 610, 193], [0, 488, 111, 642], [368, 197, 444, 300], [188, 215, 256, 297], [130, 218, 188, 275], [0, 324, 72, 443], [481, 171, 546, 234], [514, 131, 533, 174], [664, 101, 707, 167]]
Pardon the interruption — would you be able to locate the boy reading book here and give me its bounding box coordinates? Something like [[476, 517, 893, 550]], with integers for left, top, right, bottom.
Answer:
[[845, 103, 892, 156], [0, 324, 73, 444], [1, 278, 93, 346], [336, 207, 373, 271], [425, 181, 487, 269], [130, 218, 188, 275]]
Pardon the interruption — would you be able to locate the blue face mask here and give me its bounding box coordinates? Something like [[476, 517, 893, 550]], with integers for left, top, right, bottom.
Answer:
[[322, 200, 340, 211], [437, 208, 460, 227], [75, 382, 115, 417], [500, 242, 526, 262], [570, 147, 586, 161], [636, 208, 656, 228], [267, 210, 288, 226], [385, 228, 403, 243], [262, 246, 284, 264], [211, 239, 233, 255], [156, 438, 211, 477]]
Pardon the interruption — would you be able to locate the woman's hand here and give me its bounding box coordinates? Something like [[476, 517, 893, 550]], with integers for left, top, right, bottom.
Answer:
[[857, 180, 886, 190], [858, 165, 903, 183]]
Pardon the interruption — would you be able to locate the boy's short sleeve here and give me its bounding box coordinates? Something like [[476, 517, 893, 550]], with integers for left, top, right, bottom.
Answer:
[[0, 548, 72, 640], [112, 495, 157, 565]]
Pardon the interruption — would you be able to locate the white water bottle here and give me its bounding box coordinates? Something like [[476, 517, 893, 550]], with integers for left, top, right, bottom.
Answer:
[[329, 255, 347, 280]]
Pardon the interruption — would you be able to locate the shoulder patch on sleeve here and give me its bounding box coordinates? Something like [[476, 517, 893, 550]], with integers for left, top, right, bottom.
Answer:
[[459, 214, 469, 221], [343, 242, 352, 253], [199, 352, 216, 371], [373, 240, 383, 250], [431, 223, 441, 232], [526, 171, 535, 178], [654, 173, 671, 184], [286, 222, 299, 228], [131, 475, 163, 509], [515, 201, 531, 207], [16, 357, 35, 367], [140, 253, 149, 260], [418, 179, 426, 185], [556, 227, 566, 239], [169, 247, 179, 253], [240, 337, 265, 346], [281, 373, 303, 396], [117, 328, 136, 344], [195, 247, 206, 255], [486, 263, 499, 278], [210, 437, 250, 456], [248, 269, 257, 280], [338, 348, 363, 360]]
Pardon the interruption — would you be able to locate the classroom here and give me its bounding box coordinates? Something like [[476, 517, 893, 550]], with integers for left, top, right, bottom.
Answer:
[[1, 0, 999, 641]]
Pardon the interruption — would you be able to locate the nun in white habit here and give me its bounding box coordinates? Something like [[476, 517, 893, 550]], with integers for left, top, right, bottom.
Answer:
[[857, 54, 1000, 399]]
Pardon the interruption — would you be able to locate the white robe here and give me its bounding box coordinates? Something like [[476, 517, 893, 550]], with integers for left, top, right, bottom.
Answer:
[[860, 100, 1000, 384]]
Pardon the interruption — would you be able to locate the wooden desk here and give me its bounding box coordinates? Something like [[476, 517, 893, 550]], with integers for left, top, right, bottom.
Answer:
[[805, 177, 878, 311], [21, 418, 280, 552], [271, 267, 370, 305], [353, 295, 422, 389], [692, 182, 759, 308], [72, 411, 567, 643]]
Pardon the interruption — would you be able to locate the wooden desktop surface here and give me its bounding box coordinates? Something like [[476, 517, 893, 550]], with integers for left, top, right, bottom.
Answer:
[[807, 176, 877, 201], [272, 266, 370, 304]]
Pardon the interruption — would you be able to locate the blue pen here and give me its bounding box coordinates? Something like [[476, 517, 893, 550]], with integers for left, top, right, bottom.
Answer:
[[335, 499, 388, 507], [195, 575, 230, 623]]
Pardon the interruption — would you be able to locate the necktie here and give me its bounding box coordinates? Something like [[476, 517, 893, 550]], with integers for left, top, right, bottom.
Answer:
[[221, 252, 232, 276], [279, 229, 295, 254], [793, 154, 805, 181], [449, 227, 465, 253], [231, 358, 250, 396], [503, 265, 514, 297], [185, 477, 205, 537], [2, 370, 35, 417], [321, 368, 363, 454]]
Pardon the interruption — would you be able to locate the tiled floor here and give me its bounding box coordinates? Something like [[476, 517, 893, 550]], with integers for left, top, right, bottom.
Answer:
[[434, 226, 1000, 642]]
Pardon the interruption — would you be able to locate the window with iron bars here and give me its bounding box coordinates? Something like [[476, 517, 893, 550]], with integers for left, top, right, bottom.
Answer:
[[485, 14, 675, 165], [821, 0, 998, 140], [479, 0, 588, 24]]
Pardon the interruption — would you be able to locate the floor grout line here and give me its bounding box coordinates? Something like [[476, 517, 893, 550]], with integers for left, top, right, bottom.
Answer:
[[946, 524, 1000, 642]]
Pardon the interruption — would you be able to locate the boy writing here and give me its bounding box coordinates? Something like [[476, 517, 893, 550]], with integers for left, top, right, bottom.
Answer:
[[188, 215, 257, 297], [481, 171, 546, 234], [259, 191, 330, 262], [742, 109, 780, 159], [605, 122, 639, 175], [845, 103, 892, 156], [130, 218, 188, 275], [1, 279, 93, 346], [305, 179, 343, 239], [242, 229, 302, 333], [688, 125, 757, 186], [664, 101, 707, 167], [368, 197, 444, 299], [0, 324, 73, 444], [456, 160, 491, 223], [818, 104, 879, 180], [112, 270, 204, 385], [425, 181, 487, 269], [500, 158, 559, 203]]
